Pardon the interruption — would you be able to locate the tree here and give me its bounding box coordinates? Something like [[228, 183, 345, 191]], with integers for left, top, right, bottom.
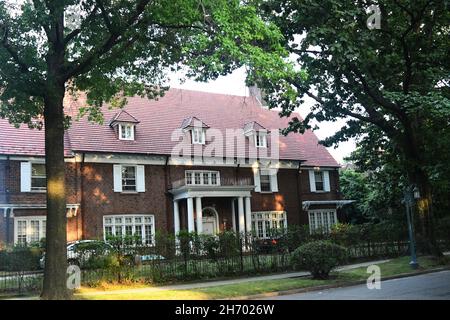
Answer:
[[0, 0, 291, 299], [344, 122, 450, 235], [257, 0, 450, 255]]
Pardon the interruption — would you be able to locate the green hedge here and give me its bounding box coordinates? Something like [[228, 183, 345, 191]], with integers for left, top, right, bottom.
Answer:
[[0, 246, 43, 271]]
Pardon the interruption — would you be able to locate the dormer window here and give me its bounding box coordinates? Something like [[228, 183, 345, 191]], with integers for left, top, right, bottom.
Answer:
[[180, 116, 209, 145], [192, 127, 206, 144], [255, 132, 267, 148], [119, 123, 135, 140], [109, 110, 140, 141], [244, 121, 269, 148]]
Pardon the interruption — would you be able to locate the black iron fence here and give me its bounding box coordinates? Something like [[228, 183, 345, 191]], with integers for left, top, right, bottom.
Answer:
[[1, 222, 449, 296]]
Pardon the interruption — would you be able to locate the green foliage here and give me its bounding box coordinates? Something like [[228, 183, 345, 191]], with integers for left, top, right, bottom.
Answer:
[[0, 0, 293, 125], [339, 167, 406, 223], [0, 245, 43, 271], [291, 240, 347, 279], [257, 0, 450, 238]]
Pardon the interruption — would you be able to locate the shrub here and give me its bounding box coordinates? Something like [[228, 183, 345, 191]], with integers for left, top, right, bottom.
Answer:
[[291, 240, 347, 279], [0, 245, 43, 271]]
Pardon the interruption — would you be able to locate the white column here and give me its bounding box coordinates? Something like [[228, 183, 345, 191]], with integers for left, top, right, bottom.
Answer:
[[196, 197, 203, 234], [173, 200, 180, 237], [231, 198, 236, 232], [187, 197, 195, 233], [238, 197, 245, 234], [245, 197, 252, 234]]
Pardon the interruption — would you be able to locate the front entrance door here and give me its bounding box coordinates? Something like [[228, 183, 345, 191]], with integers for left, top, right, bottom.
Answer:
[[202, 220, 215, 235], [202, 207, 219, 235]]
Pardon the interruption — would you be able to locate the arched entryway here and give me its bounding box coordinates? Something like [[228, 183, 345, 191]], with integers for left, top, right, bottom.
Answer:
[[202, 207, 219, 235]]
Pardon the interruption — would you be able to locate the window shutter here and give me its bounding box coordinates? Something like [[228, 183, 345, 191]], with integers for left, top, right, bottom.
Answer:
[[130, 125, 135, 140], [20, 162, 32, 192], [323, 171, 331, 192], [253, 169, 261, 192], [136, 165, 146, 192], [308, 170, 316, 192], [113, 165, 123, 192], [270, 169, 278, 192]]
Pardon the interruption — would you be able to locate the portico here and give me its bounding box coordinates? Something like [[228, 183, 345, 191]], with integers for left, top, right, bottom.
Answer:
[[170, 185, 255, 236]]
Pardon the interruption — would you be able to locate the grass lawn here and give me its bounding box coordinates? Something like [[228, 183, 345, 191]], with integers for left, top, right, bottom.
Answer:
[[76, 255, 449, 300]]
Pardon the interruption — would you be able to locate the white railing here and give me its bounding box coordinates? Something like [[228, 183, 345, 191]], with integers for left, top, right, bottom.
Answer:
[[171, 177, 253, 189]]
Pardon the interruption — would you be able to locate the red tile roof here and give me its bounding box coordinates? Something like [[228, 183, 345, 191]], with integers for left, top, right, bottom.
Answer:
[[0, 121, 73, 157], [0, 88, 339, 167], [180, 116, 210, 129], [243, 121, 268, 133], [109, 110, 140, 125]]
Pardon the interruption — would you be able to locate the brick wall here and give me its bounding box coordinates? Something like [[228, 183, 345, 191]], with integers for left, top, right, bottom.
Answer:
[[80, 163, 168, 239], [0, 158, 342, 242]]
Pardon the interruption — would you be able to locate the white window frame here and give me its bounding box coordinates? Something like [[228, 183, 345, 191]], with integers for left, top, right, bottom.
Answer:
[[254, 169, 278, 193], [254, 132, 267, 148], [113, 164, 145, 193], [251, 211, 287, 239], [259, 171, 272, 192], [31, 162, 47, 192], [185, 170, 220, 186], [103, 214, 155, 245], [119, 123, 135, 140], [191, 127, 206, 145], [314, 171, 324, 191], [308, 170, 331, 193], [14, 216, 46, 245], [308, 209, 337, 234], [121, 165, 137, 192]]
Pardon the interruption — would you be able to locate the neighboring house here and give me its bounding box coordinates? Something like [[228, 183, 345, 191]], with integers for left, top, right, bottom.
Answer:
[[0, 88, 351, 245]]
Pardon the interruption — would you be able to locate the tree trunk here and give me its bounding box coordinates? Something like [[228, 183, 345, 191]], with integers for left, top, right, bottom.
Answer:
[[411, 166, 442, 257], [39, 3, 71, 300], [40, 83, 71, 300], [401, 118, 442, 257]]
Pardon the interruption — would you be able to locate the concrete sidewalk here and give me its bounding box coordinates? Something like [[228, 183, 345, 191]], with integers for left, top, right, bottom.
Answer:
[[78, 258, 391, 297]]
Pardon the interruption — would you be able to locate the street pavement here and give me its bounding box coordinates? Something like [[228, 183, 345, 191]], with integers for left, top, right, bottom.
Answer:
[[266, 270, 450, 300]]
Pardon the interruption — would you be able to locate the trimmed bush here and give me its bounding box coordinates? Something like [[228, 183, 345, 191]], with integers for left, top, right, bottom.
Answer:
[[0, 246, 43, 271], [291, 240, 347, 279]]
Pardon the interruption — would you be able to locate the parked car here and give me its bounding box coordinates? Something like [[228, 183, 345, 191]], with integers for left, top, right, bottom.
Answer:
[[39, 240, 112, 269], [39, 240, 166, 269], [140, 254, 166, 262], [254, 237, 284, 254]]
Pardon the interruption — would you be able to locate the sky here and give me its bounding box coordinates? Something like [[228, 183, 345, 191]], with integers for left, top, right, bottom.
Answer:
[[169, 68, 356, 164]]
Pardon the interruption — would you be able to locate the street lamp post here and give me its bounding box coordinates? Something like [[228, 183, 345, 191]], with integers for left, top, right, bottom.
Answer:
[[404, 185, 419, 269]]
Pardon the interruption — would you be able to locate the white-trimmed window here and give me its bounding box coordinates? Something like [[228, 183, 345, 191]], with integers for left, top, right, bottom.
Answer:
[[260, 171, 271, 192], [308, 210, 337, 234], [31, 163, 46, 191], [185, 170, 220, 186], [251, 211, 287, 239], [314, 171, 324, 191], [21, 162, 46, 192], [14, 216, 46, 245], [254, 132, 267, 148], [122, 165, 136, 191], [308, 170, 331, 192], [191, 127, 206, 144], [253, 168, 278, 193], [119, 123, 135, 140], [103, 214, 155, 245], [113, 164, 145, 193]]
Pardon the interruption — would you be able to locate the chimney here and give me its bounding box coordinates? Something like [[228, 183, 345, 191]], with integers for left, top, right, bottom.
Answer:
[[248, 85, 268, 108]]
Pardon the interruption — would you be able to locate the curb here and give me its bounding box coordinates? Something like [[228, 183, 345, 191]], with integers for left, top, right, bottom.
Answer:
[[222, 267, 450, 300]]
